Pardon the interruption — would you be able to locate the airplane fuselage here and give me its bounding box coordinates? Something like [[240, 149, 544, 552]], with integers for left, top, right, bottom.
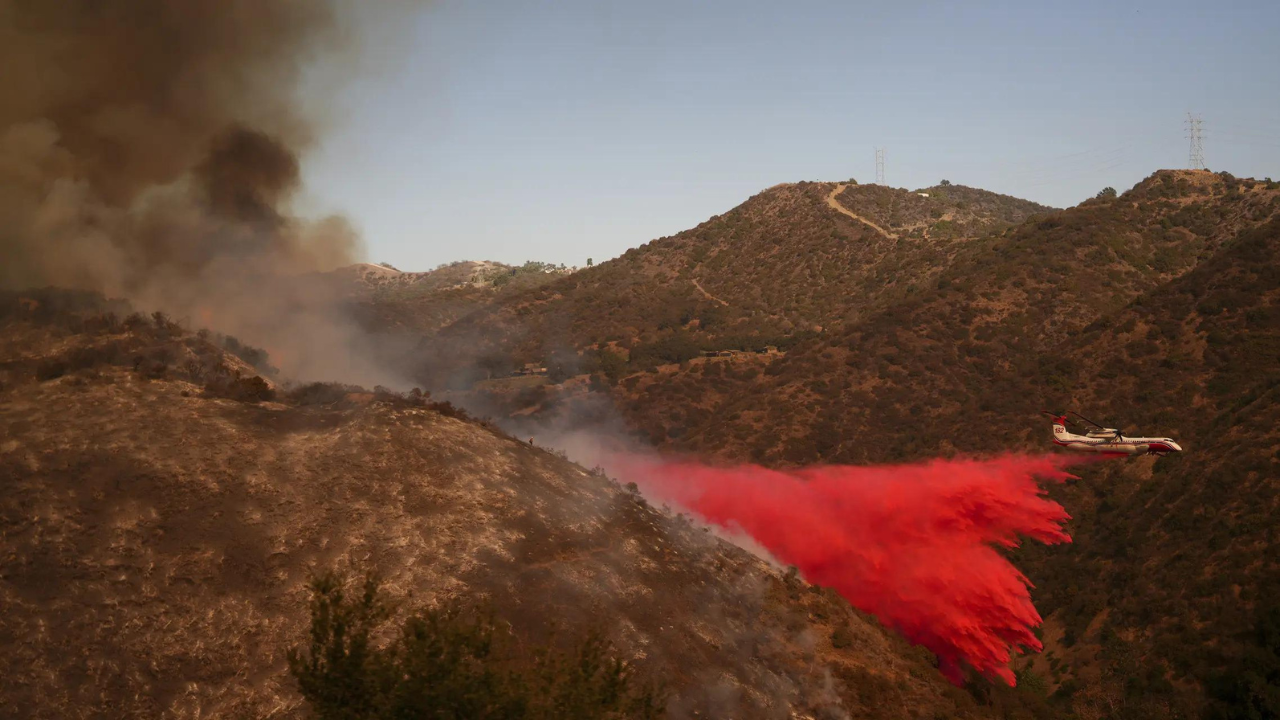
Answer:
[[1051, 421, 1182, 456]]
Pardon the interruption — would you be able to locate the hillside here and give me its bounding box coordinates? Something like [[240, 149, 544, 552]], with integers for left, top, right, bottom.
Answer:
[[612, 171, 1279, 464], [327, 261, 501, 298], [408, 170, 1280, 717], [835, 181, 1054, 241], [414, 180, 1053, 388], [323, 260, 578, 335], [0, 291, 1030, 720], [446, 171, 1275, 454], [1014, 210, 1280, 716], [594, 170, 1280, 716]]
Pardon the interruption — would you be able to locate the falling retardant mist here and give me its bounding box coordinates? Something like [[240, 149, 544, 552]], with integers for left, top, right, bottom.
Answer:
[[608, 452, 1080, 685]]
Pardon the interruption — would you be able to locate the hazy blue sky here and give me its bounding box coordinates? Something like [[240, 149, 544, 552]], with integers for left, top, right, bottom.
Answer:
[[301, 0, 1280, 271]]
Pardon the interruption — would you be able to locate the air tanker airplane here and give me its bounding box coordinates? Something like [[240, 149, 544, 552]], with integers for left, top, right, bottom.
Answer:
[[1044, 411, 1182, 457]]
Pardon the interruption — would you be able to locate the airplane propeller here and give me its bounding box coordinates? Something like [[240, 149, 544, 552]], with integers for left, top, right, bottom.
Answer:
[[1067, 411, 1105, 429], [1067, 411, 1127, 440], [1042, 410, 1085, 430], [1043, 410, 1132, 440]]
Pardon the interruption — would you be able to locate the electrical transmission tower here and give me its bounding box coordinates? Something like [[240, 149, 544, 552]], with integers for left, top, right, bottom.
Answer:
[[875, 147, 885, 185], [1185, 113, 1205, 170]]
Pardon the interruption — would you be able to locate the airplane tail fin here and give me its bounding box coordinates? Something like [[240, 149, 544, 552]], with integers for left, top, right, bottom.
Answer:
[[1042, 410, 1069, 439]]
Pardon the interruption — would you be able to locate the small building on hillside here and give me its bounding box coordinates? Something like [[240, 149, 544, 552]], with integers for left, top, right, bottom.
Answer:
[[512, 362, 548, 377]]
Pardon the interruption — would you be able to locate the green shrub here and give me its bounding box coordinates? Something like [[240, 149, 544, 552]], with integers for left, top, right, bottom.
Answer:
[[35, 359, 67, 381], [203, 372, 275, 402], [831, 625, 854, 649], [289, 572, 664, 719], [235, 375, 275, 401], [287, 382, 362, 406], [1204, 606, 1280, 720], [221, 334, 276, 374]]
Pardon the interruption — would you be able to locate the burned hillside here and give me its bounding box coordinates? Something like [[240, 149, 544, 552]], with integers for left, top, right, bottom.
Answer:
[[381, 170, 1280, 718], [0, 293, 1023, 719]]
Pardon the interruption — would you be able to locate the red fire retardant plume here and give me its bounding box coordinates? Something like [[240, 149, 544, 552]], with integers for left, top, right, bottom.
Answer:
[[611, 453, 1078, 686]]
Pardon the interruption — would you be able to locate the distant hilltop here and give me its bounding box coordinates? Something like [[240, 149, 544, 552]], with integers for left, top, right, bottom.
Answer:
[[327, 260, 580, 298]]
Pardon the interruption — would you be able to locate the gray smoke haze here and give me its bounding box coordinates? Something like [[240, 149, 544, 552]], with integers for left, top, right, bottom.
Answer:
[[0, 0, 417, 385]]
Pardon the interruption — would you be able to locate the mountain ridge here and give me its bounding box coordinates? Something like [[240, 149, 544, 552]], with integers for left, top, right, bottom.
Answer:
[[381, 169, 1280, 717], [0, 292, 1021, 719], [410, 179, 1055, 390]]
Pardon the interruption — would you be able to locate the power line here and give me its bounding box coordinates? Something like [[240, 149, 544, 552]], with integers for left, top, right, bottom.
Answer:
[[1185, 112, 1205, 170], [875, 147, 885, 185], [1006, 146, 1130, 183], [1211, 122, 1280, 150], [1214, 132, 1280, 151]]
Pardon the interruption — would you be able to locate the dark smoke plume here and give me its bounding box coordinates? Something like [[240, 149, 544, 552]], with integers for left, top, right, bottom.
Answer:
[[0, 0, 406, 384]]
